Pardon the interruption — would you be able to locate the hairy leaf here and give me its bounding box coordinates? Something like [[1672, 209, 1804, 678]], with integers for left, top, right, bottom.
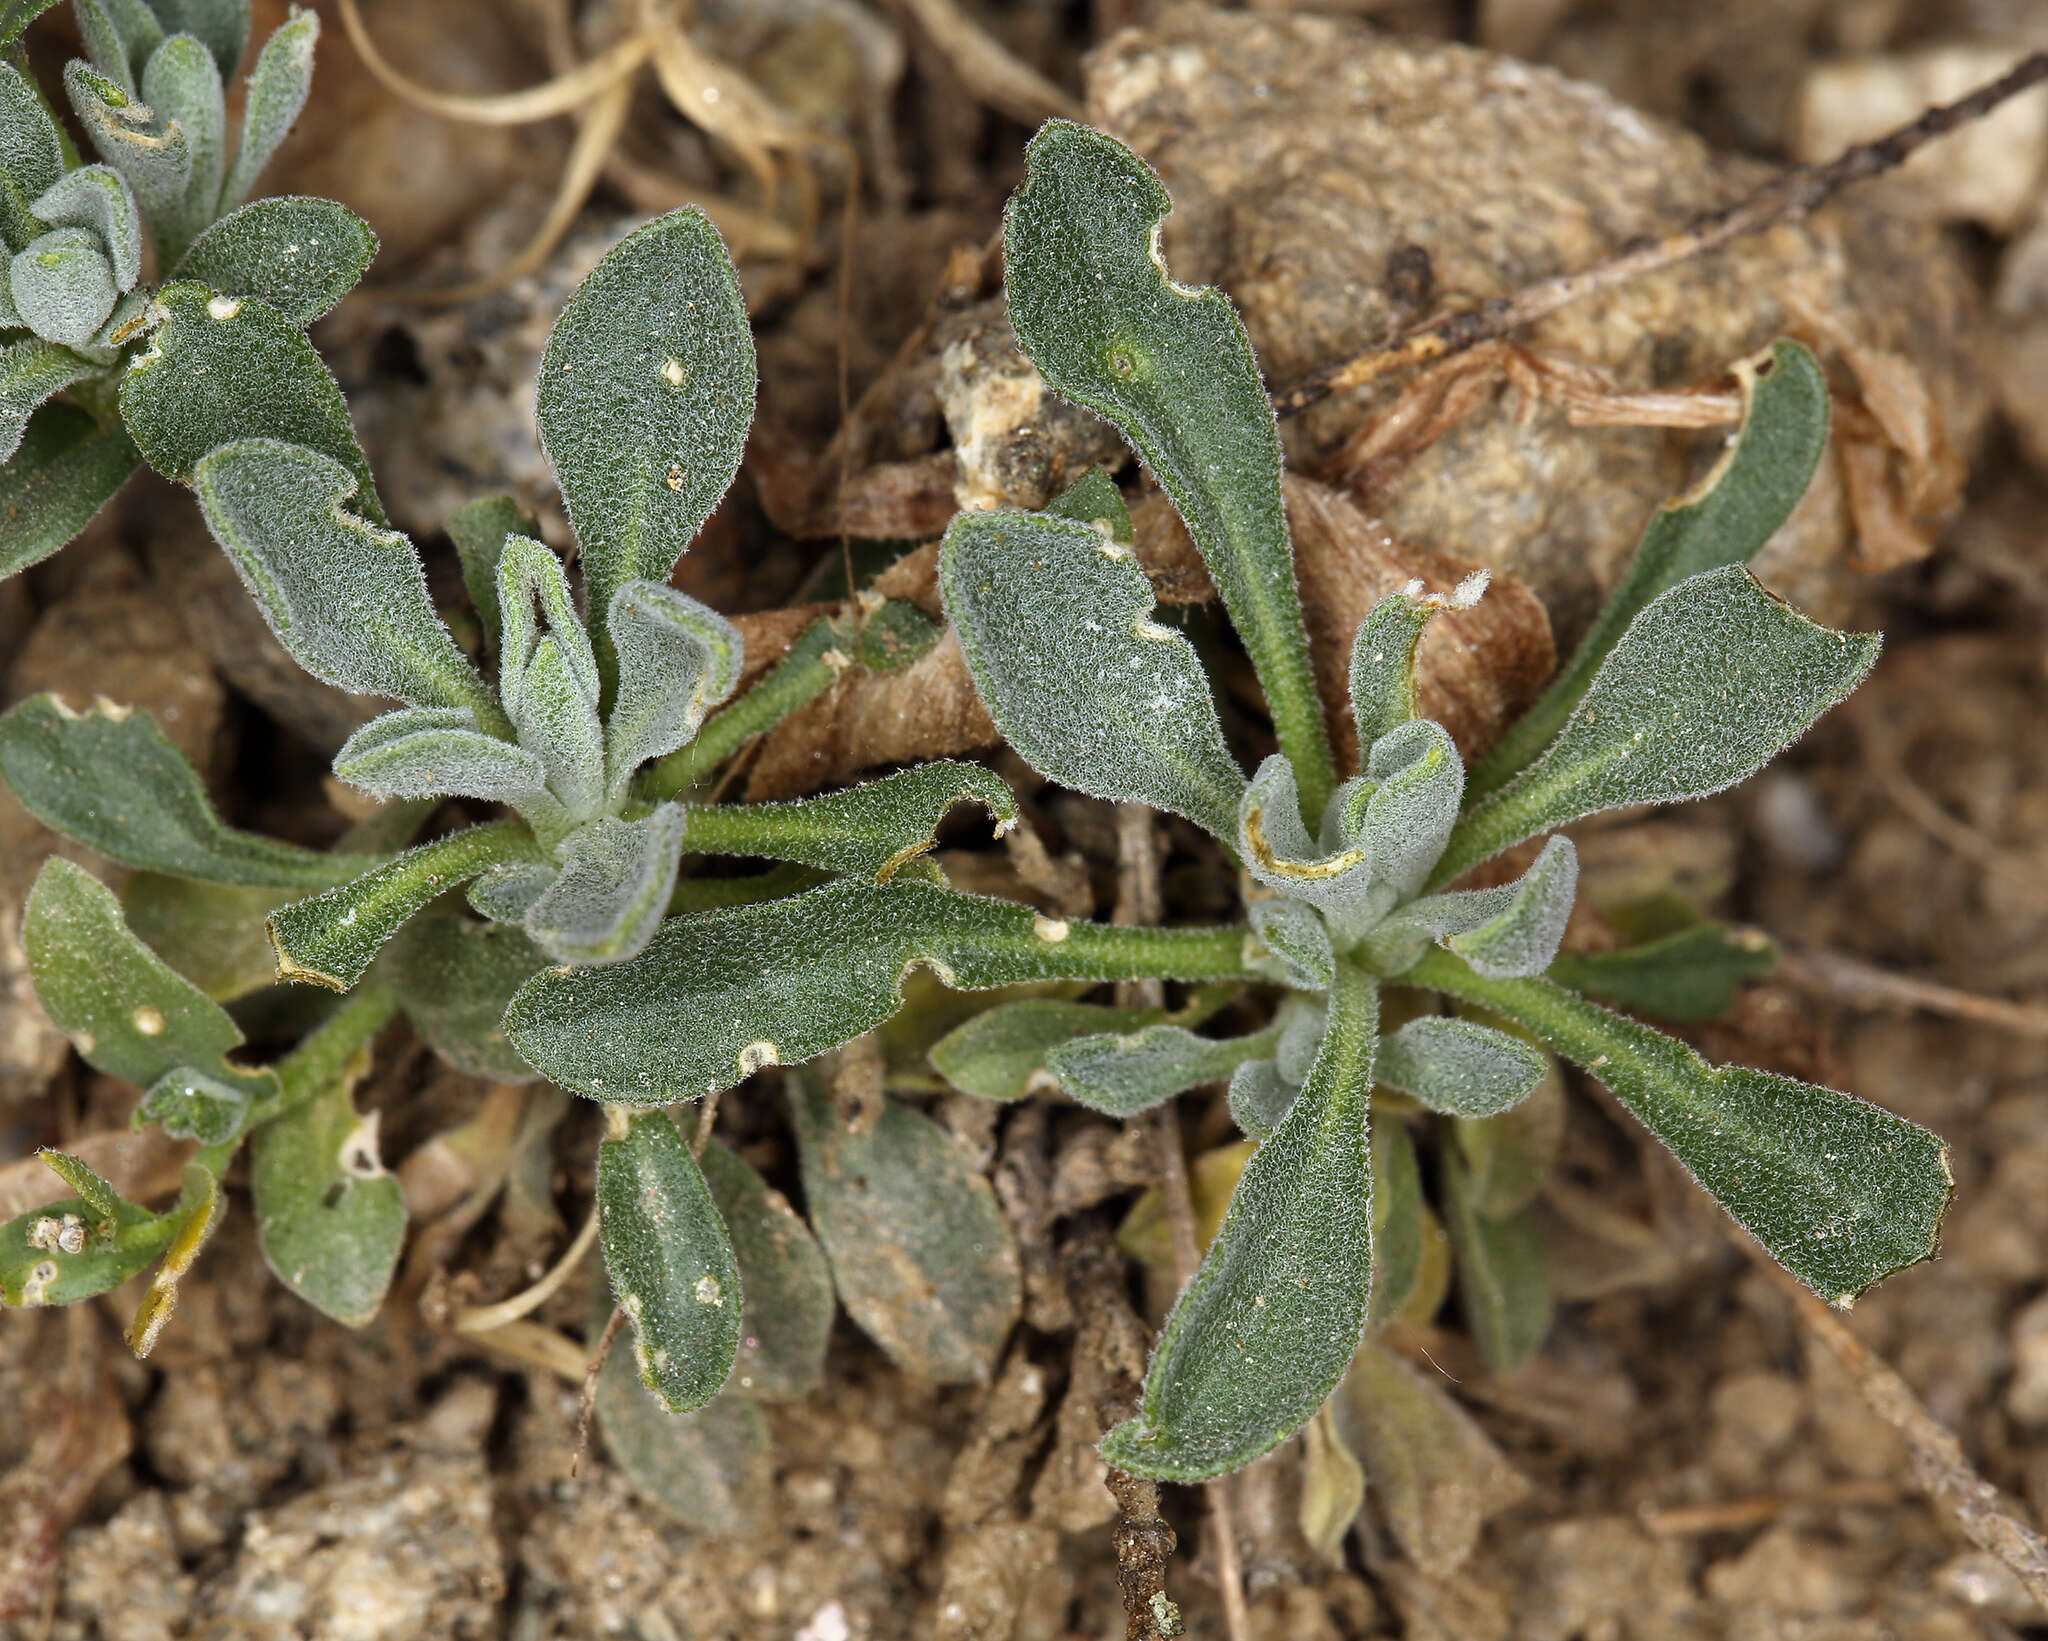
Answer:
[[1239, 754, 1382, 942], [466, 861, 553, 925], [122, 282, 382, 514], [598, 1109, 741, 1413], [65, 60, 192, 234], [380, 897, 546, 1082], [0, 694, 375, 886], [174, 195, 376, 325], [1226, 1057, 1296, 1142], [677, 762, 1016, 882], [524, 806, 687, 966], [1444, 1147, 1552, 1371], [1049, 1018, 1283, 1117], [700, 1139, 833, 1400], [218, 5, 314, 213], [1003, 119, 1334, 817], [943, 506, 1247, 842], [443, 494, 532, 654], [594, 1366, 771, 1532], [1438, 571, 1879, 886], [193, 439, 497, 721], [536, 209, 753, 672], [10, 228, 119, 348], [505, 879, 1254, 1102], [1042, 464, 1132, 539], [1349, 587, 1442, 752], [0, 1178, 172, 1306], [0, 401, 139, 575], [334, 706, 551, 816], [604, 579, 742, 797], [0, 67, 65, 211], [1248, 896, 1335, 990], [929, 998, 1163, 1102], [1364, 835, 1576, 978], [75, 0, 161, 94], [152, 0, 251, 82], [139, 32, 224, 266], [1101, 964, 1378, 1481], [1374, 1017, 1546, 1118], [791, 1076, 1019, 1384], [1409, 947, 1951, 1302], [0, 337, 99, 462], [123, 872, 288, 1000], [1360, 720, 1465, 903], [640, 615, 843, 798], [269, 821, 541, 991], [1548, 921, 1776, 1022], [33, 165, 143, 290], [496, 534, 603, 823], [1369, 1119, 1424, 1329], [1471, 341, 1831, 801], [136, 1064, 249, 1144]]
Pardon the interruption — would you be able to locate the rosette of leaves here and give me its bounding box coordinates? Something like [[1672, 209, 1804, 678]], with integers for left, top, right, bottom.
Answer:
[[0, 0, 372, 577]]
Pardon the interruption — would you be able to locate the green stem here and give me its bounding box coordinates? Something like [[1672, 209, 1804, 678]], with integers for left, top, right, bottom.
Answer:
[[640, 617, 845, 800], [666, 861, 831, 915], [264, 984, 403, 1121], [990, 916, 1256, 986]]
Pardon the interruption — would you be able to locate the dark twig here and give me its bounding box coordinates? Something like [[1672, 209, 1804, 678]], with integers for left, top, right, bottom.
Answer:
[[1271, 51, 2048, 419], [570, 1305, 628, 1480]]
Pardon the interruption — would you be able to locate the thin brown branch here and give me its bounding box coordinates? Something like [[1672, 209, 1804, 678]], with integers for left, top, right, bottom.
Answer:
[[1776, 945, 2048, 1041], [1271, 51, 2048, 419], [891, 0, 1082, 126], [1639, 1479, 1901, 1537], [570, 1305, 628, 1480]]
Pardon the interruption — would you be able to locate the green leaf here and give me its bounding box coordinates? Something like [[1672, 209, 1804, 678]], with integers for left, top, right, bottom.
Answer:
[[64, 60, 192, 234], [122, 872, 290, 1000], [151, 0, 251, 83], [139, 32, 225, 267], [853, 596, 943, 672], [10, 228, 119, 348], [135, 1065, 248, 1143], [496, 533, 602, 822], [505, 878, 1254, 1102], [1101, 963, 1378, 1481], [1349, 587, 1446, 752], [32, 165, 143, 290], [1369, 1119, 1423, 1329], [604, 580, 741, 799], [218, 4, 315, 213], [639, 615, 842, 799], [250, 1051, 404, 1326], [1047, 1019, 1284, 1118], [535, 209, 753, 679], [122, 282, 383, 516], [0, 401, 139, 576], [333, 706, 552, 813], [1041, 464, 1132, 539], [0, 62, 63, 251], [942, 506, 1247, 843], [173, 196, 376, 326], [1248, 897, 1335, 990], [75, 0, 162, 93], [442, 494, 532, 655], [23, 857, 276, 1102], [0, 1178, 172, 1306], [1470, 340, 1831, 802], [1374, 1018, 1546, 1118], [594, 1365, 771, 1532], [1444, 1148, 1552, 1372], [790, 1077, 1019, 1384], [1003, 120, 1334, 819], [0, 694, 376, 887], [676, 761, 1016, 882], [191, 439, 498, 721], [1548, 921, 1776, 1022], [597, 1109, 741, 1413], [0, 337, 99, 461], [699, 1139, 832, 1400], [379, 896, 546, 1082], [524, 806, 687, 966], [1408, 946, 1951, 1303], [0, 0, 68, 56], [929, 998, 1164, 1102], [1435, 570, 1880, 888], [269, 821, 541, 991]]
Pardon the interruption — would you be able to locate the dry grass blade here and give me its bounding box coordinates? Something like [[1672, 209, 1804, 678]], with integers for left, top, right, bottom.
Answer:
[[893, 0, 1080, 125], [339, 0, 651, 122]]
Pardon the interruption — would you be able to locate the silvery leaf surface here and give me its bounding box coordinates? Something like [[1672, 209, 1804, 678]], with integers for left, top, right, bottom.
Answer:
[[218, 6, 315, 213], [466, 861, 555, 926], [151, 0, 250, 83], [1362, 835, 1577, 979], [191, 439, 498, 723], [10, 228, 119, 348], [31, 165, 143, 290], [1239, 754, 1385, 945], [604, 578, 742, 797], [1047, 1018, 1284, 1118], [1359, 720, 1464, 904], [1247, 895, 1335, 990], [173, 196, 377, 326], [1374, 1017, 1547, 1118], [1437, 570, 1878, 886], [443, 494, 532, 653], [0, 336, 100, 461], [75, 0, 162, 93], [1349, 587, 1440, 752], [64, 60, 192, 237], [0, 62, 64, 233], [523, 806, 688, 967], [942, 506, 1246, 844], [334, 706, 556, 818], [138, 32, 224, 265], [1001, 119, 1334, 818], [1227, 1057, 1296, 1142], [497, 534, 602, 821]]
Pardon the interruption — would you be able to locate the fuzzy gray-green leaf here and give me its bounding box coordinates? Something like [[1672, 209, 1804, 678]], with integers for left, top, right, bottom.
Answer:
[[334, 707, 551, 812], [122, 282, 382, 513], [791, 1077, 1019, 1385], [443, 494, 531, 652], [139, 32, 224, 265], [1349, 588, 1441, 751], [1240, 753, 1383, 941], [942, 506, 1247, 843], [524, 806, 687, 966], [1445, 835, 1578, 979], [0, 337, 99, 461], [173, 196, 376, 325], [1226, 1058, 1295, 1142], [1101, 964, 1378, 1481], [1445, 1148, 1552, 1371], [1374, 1017, 1546, 1118], [929, 998, 1163, 1102], [0, 62, 63, 214], [700, 1139, 832, 1400], [153, 0, 250, 82], [32, 165, 142, 290], [76, 0, 161, 94], [598, 1109, 741, 1413], [1409, 946, 1951, 1303], [218, 5, 314, 213], [123, 873, 289, 1001], [504, 878, 1254, 1103], [1548, 921, 1776, 1022], [0, 1183, 170, 1307], [604, 579, 741, 796], [193, 439, 498, 720], [1042, 464, 1132, 540], [536, 209, 753, 665], [1248, 897, 1335, 990], [1049, 1019, 1283, 1118], [1003, 119, 1334, 820], [1437, 570, 1879, 887], [0, 403, 138, 577], [65, 60, 192, 234], [380, 897, 547, 1081], [10, 228, 118, 348], [0, 694, 375, 887]]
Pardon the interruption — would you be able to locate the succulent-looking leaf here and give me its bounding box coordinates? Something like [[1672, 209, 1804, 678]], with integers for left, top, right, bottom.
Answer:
[[597, 1109, 742, 1413], [442, 494, 531, 654], [1548, 922, 1776, 1022], [123, 873, 289, 1001], [1101, 964, 1379, 1481], [505, 878, 1254, 1103], [0, 63, 64, 216], [699, 1139, 833, 1400], [251, 1061, 403, 1327], [1437, 570, 1879, 887], [524, 806, 688, 967], [1003, 119, 1335, 819], [32, 165, 142, 290], [604, 580, 742, 796], [137, 1065, 251, 1144], [1048, 1019, 1284, 1118], [1444, 1147, 1552, 1371], [127, 1160, 223, 1355], [1247, 896, 1335, 990], [173, 196, 377, 326], [269, 821, 541, 991], [0, 694, 376, 887], [153, 0, 251, 83], [594, 1362, 772, 1532], [1349, 585, 1448, 752], [192, 439, 499, 722], [10, 228, 119, 348], [1239, 754, 1382, 942], [1408, 947, 1951, 1302], [381, 897, 547, 1082], [1470, 341, 1831, 801], [1374, 1017, 1546, 1118], [122, 283, 383, 516], [929, 998, 1164, 1102], [23, 858, 277, 1103], [139, 31, 225, 266], [790, 1076, 1020, 1384], [65, 60, 194, 236], [535, 209, 754, 680], [0, 401, 138, 576], [75, 0, 161, 95], [1226, 1057, 1296, 1142], [942, 506, 1247, 843], [0, 337, 99, 462], [334, 705, 554, 815], [640, 615, 845, 799], [218, 5, 315, 213], [677, 762, 1017, 883], [1369, 1120, 1424, 1329]]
